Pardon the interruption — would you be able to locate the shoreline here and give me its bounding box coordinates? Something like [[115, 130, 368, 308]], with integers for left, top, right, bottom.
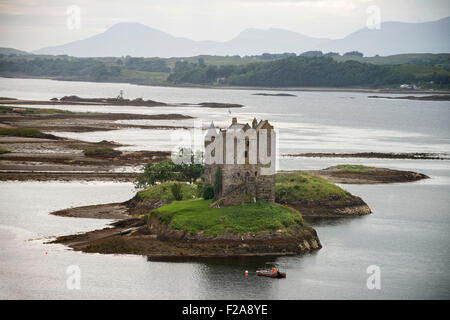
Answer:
[[49, 212, 322, 259], [1, 76, 449, 95]]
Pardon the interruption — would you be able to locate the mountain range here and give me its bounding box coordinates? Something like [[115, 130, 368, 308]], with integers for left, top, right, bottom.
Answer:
[[34, 17, 450, 58]]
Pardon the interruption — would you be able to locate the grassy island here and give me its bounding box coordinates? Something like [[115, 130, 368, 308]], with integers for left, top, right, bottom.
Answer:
[[276, 171, 351, 202], [150, 199, 305, 236], [334, 164, 375, 173], [275, 171, 371, 217]]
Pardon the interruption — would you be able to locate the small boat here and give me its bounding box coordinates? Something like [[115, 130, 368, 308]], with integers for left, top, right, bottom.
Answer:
[[256, 263, 286, 279], [256, 270, 286, 278]]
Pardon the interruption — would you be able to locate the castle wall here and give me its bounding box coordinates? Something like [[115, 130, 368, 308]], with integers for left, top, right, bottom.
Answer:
[[204, 118, 276, 205]]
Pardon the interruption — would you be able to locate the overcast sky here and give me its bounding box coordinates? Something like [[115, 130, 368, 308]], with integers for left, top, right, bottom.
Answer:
[[0, 0, 449, 51]]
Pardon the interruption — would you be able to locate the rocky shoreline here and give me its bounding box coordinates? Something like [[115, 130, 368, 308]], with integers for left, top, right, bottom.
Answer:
[[0, 107, 193, 133], [306, 165, 430, 184], [1, 97, 244, 109], [50, 210, 322, 259], [277, 195, 371, 218], [0, 106, 183, 179], [0, 135, 170, 180]]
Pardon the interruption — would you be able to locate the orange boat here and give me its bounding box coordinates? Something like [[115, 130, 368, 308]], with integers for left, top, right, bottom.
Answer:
[[256, 264, 286, 279]]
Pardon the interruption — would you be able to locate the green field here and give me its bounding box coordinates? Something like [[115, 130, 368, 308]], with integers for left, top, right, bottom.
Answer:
[[151, 198, 305, 235]]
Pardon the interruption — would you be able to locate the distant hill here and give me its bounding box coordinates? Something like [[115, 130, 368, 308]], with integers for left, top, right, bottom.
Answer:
[[34, 17, 450, 58], [327, 17, 450, 56], [0, 47, 30, 55]]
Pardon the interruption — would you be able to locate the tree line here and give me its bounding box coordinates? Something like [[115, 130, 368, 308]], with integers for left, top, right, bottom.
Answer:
[[167, 56, 450, 87], [1, 54, 449, 88]]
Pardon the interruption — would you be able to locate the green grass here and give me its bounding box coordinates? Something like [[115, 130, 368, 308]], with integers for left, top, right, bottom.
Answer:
[[275, 171, 351, 202], [138, 182, 198, 201], [334, 164, 374, 173], [151, 199, 305, 235], [0, 105, 74, 115], [0, 128, 45, 138], [165, 55, 269, 68], [83, 147, 121, 158], [0, 148, 11, 154]]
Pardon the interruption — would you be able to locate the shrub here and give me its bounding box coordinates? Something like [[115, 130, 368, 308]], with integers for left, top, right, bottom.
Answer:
[[202, 184, 215, 200], [170, 183, 183, 201]]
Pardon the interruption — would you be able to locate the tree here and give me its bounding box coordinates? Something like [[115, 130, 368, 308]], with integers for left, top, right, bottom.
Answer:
[[300, 51, 323, 57], [134, 160, 178, 188], [175, 148, 204, 184], [343, 51, 363, 57], [135, 149, 204, 188]]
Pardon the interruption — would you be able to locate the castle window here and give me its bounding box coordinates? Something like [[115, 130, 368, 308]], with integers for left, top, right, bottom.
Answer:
[[244, 151, 248, 158], [237, 172, 240, 177], [254, 171, 258, 176], [245, 171, 250, 180]]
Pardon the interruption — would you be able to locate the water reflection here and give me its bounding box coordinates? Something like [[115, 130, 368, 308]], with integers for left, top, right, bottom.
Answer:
[[305, 216, 367, 227]]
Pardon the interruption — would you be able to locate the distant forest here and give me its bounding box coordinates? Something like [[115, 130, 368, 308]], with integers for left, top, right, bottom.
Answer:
[[168, 56, 450, 87], [0, 52, 449, 88]]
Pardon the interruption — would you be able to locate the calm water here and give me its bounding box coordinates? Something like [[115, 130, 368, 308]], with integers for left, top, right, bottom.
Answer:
[[0, 78, 449, 299]]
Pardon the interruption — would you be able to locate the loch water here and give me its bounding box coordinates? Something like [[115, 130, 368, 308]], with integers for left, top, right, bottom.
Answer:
[[0, 78, 449, 299]]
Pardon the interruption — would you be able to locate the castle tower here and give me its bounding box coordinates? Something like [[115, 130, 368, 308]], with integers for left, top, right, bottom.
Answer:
[[204, 117, 276, 206]]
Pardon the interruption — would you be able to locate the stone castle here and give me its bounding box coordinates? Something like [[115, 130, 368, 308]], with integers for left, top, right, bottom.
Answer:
[[204, 117, 276, 207]]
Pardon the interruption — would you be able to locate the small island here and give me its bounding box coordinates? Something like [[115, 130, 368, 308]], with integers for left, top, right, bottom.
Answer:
[[309, 164, 430, 184], [52, 189, 321, 259], [51, 118, 323, 258], [43, 119, 429, 260], [252, 93, 297, 97], [368, 95, 450, 101]]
